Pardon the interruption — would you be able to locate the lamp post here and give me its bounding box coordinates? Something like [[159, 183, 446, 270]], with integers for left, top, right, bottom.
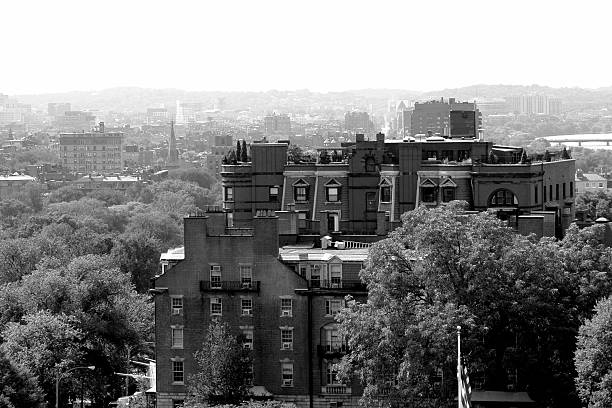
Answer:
[[55, 365, 95, 408]]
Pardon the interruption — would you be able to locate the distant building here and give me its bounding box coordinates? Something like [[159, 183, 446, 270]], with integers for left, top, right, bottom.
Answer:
[[0, 174, 37, 199], [395, 101, 412, 137], [506, 95, 562, 115], [264, 113, 292, 136], [410, 98, 481, 138], [176, 101, 203, 125], [147, 108, 170, 125], [205, 135, 233, 176], [58, 122, 124, 173], [344, 111, 373, 135], [55, 111, 96, 132], [575, 171, 608, 194], [48, 102, 71, 117]]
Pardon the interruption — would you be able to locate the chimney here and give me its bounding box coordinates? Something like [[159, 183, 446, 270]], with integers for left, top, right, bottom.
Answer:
[[99, 122, 105, 133]]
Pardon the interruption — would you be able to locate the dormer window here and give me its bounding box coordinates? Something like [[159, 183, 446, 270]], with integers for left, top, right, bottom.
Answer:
[[293, 179, 309, 203], [379, 179, 392, 203], [325, 179, 341, 203]]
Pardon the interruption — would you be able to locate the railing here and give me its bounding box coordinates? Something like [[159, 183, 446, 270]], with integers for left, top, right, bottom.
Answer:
[[307, 279, 367, 291], [341, 240, 372, 249], [317, 343, 349, 356], [200, 281, 261, 292], [321, 385, 352, 395]]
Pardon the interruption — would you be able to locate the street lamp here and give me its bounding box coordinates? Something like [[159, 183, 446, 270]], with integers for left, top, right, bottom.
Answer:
[[55, 365, 95, 408]]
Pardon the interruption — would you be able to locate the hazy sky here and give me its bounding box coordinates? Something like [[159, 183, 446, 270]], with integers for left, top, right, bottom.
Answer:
[[1, 0, 611, 94]]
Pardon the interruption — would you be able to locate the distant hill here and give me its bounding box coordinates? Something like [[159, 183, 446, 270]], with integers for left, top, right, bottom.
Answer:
[[13, 84, 612, 113]]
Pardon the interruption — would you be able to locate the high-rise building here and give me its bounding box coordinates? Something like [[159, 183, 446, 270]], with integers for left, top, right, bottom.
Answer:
[[55, 111, 96, 132], [505, 95, 562, 115], [58, 122, 124, 173], [264, 113, 292, 136], [344, 111, 373, 135], [410, 98, 481, 138], [147, 108, 170, 125]]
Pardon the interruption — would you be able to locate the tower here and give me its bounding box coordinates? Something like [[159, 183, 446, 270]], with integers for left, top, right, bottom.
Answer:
[[168, 120, 179, 164]]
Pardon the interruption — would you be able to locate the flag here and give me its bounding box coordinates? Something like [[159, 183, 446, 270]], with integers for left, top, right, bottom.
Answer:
[[459, 361, 472, 408]]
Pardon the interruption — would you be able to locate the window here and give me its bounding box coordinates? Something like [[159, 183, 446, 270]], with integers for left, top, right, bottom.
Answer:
[[310, 264, 321, 288], [549, 185, 552, 201], [172, 400, 184, 408], [421, 187, 436, 203], [535, 185, 538, 204], [365, 157, 376, 172], [380, 185, 391, 203], [556, 184, 559, 200], [570, 181, 574, 197], [599, 182, 604, 188], [210, 265, 221, 289], [324, 325, 345, 352], [422, 150, 437, 160], [489, 189, 517, 207], [442, 187, 455, 202], [171, 297, 183, 316], [281, 362, 294, 387], [171, 327, 184, 349], [246, 364, 254, 386], [293, 180, 309, 202], [563, 183, 566, 198], [326, 299, 344, 316], [240, 265, 252, 288], [211, 297, 222, 316], [326, 186, 340, 202], [329, 264, 342, 287], [366, 191, 377, 211], [281, 328, 293, 350], [326, 361, 340, 385], [172, 360, 184, 383], [242, 328, 254, 349], [269, 186, 279, 202], [297, 212, 307, 228], [225, 186, 234, 201], [241, 298, 253, 316], [281, 298, 293, 317]]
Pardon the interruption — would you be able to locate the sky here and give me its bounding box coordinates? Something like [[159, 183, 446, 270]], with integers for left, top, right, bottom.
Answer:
[[1, 0, 611, 95]]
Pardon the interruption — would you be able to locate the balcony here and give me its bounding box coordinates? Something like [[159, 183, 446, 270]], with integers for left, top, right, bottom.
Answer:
[[317, 342, 349, 357], [200, 281, 261, 293], [307, 279, 367, 291], [321, 385, 352, 395]]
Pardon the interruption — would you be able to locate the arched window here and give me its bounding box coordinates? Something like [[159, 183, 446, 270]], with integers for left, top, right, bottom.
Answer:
[[488, 189, 518, 207]]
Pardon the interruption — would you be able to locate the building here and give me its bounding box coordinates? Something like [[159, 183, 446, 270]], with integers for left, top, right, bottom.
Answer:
[[344, 112, 373, 135], [55, 111, 96, 132], [506, 95, 563, 115], [0, 173, 37, 199], [147, 108, 170, 125], [395, 101, 412, 137], [152, 133, 576, 408], [153, 212, 368, 408], [265, 114, 292, 136], [58, 122, 124, 173], [48, 102, 71, 117], [222, 134, 575, 238], [575, 171, 608, 194], [411, 98, 481, 139]]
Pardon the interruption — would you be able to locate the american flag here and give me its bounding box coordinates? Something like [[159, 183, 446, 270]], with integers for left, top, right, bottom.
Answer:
[[459, 361, 472, 408]]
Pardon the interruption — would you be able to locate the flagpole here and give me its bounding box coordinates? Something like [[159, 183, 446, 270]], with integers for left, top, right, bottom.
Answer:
[[457, 325, 461, 408]]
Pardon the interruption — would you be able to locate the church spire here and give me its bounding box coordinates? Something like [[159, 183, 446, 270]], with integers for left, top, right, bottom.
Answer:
[[168, 120, 178, 164]]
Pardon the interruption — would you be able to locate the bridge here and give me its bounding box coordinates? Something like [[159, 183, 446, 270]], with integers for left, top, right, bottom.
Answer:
[[541, 133, 612, 146]]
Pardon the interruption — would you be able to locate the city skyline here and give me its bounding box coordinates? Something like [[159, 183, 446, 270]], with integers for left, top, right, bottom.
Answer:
[[2, 0, 611, 95]]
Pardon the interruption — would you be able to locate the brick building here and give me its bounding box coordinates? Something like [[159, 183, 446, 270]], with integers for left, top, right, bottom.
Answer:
[[222, 133, 575, 238], [153, 212, 368, 408], [58, 122, 124, 173]]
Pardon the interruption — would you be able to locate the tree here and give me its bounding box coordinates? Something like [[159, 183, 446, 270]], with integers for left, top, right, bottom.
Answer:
[[338, 203, 589, 407], [111, 231, 164, 292], [47, 185, 87, 203], [575, 296, 612, 408], [187, 320, 253, 405], [0, 350, 44, 408]]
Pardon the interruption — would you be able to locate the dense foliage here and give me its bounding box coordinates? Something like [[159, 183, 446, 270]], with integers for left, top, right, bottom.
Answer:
[[0, 168, 220, 407], [575, 296, 612, 408], [338, 202, 612, 408]]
